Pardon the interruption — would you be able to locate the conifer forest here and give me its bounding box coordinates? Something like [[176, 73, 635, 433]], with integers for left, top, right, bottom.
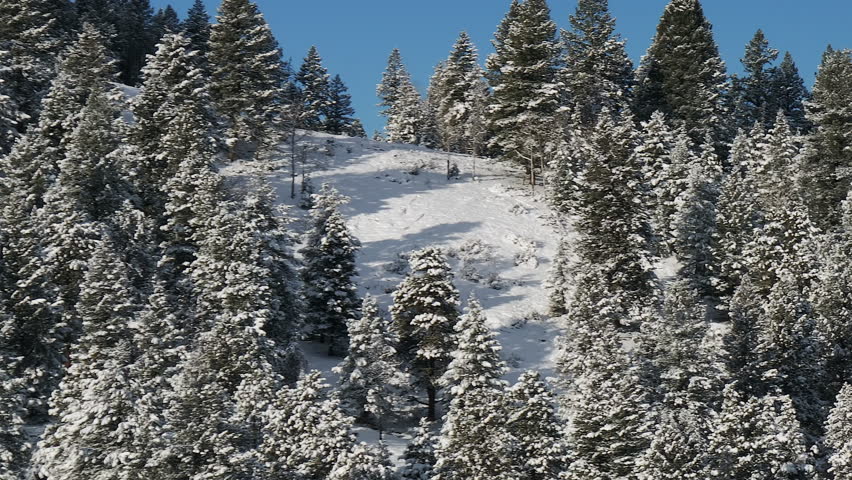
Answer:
[[4, 0, 852, 478]]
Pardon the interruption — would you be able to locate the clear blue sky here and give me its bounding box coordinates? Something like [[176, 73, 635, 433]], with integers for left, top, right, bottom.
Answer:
[[153, 0, 852, 135]]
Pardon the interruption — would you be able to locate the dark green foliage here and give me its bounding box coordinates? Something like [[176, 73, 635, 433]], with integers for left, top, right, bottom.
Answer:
[[297, 46, 331, 130], [324, 75, 356, 135]]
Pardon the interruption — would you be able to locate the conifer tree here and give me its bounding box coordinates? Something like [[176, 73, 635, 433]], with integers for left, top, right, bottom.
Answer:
[[434, 297, 515, 480], [32, 237, 141, 480], [209, 0, 284, 160], [377, 49, 424, 144], [506, 371, 567, 480], [377, 49, 409, 118], [262, 371, 356, 480], [654, 131, 693, 250], [705, 386, 811, 479], [732, 29, 779, 130], [335, 295, 408, 429], [633, 0, 728, 142], [486, 0, 561, 162], [325, 74, 356, 135], [347, 119, 367, 138], [826, 384, 852, 479], [0, 305, 28, 480], [152, 5, 181, 40], [800, 47, 852, 228], [297, 46, 332, 130], [183, 0, 211, 55], [561, 0, 633, 127], [637, 406, 711, 480], [400, 419, 438, 480], [436, 32, 485, 153], [112, 0, 157, 86], [546, 239, 572, 316], [301, 185, 360, 355], [636, 111, 675, 233], [329, 443, 397, 480], [770, 52, 810, 132], [391, 247, 460, 421]]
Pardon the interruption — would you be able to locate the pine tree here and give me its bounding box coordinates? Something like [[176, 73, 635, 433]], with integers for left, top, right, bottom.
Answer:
[[400, 419, 438, 480], [347, 119, 367, 138], [32, 236, 141, 480], [826, 384, 852, 479], [325, 74, 356, 135], [0, 0, 70, 134], [561, 0, 634, 128], [636, 110, 676, 237], [301, 184, 360, 355], [297, 46, 332, 130], [0, 298, 28, 480], [574, 112, 657, 321], [377, 49, 423, 144], [546, 239, 572, 316], [800, 47, 852, 228], [261, 371, 356, 480], [335, 295, 407, 429], [705, 385, 811, 479], [183, 0, 211, 55], [486, 0, 561, 162], [770, 52, 810, 132], [435, 32, 485, 153], [329, 443, 397, 480], [391, 247, 460, 421], [434, 297, 515, 480], [633, 0, 728, 143], [152, 5, 181, 40], [506, 371, 567, 480], [209, 0, 284, 160], [637, 405, 711, 480], [732, 29, 779, 130], [113, 0, 157, 86]]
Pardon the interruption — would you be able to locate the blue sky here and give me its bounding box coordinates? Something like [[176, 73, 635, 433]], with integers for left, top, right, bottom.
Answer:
[[153, 0, 852, 135]]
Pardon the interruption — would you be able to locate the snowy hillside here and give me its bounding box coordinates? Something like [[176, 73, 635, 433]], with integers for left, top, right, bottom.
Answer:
[[223, 131, 567, 385]]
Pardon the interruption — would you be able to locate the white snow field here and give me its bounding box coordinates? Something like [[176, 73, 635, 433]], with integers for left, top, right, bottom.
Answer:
[[222, 131, 569, 457]]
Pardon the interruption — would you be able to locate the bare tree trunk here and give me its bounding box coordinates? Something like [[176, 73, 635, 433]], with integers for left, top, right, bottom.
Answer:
[[427, 384, 437, 421], [290, 128, 297, 199]]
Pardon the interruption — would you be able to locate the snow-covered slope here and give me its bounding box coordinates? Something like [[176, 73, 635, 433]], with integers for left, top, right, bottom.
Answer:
[[222, 131, 568, 453]]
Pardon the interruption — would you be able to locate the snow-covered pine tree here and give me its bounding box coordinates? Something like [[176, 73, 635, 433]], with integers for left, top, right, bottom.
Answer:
[[561, 0, 633, 128], [261, 371, 356, 480], [301, 184, 360, 356], [637, 405, 711, 480], [183, 0, 211, 55], [400, 419, 439, 480], [297, 46, 332, 130], [0, 22, 116, 212], [377, 49, 424, 145], [111, 0, 158, 86], [347, 119, 367, 138], [32, 236, 141, 480], [391, 247, 460, 421], [506, 371, 567, 480], [826, 384, 852, 479], [655, 130, 694, 251], [325, 74, 356, 135], [732, 29, 779, 131], [486, 0, 561, 163], [574, 112, 657, 323], [335, 295, 407, 429], [329, 442, 397, 480], [0, 0, 70, 136], [705, 385, 812, 479], [770, 52, 811, 133], [434, 296, 515, 480], [152, 5, 181, 41], [546, 238, 572, 316], [800, 47, 852, 228], [0, 288, 27, 480], [633, 0, 728, 143], [436, 32, 485, 153], [208, 0, 284, 160], [636, 110, 675, 238]]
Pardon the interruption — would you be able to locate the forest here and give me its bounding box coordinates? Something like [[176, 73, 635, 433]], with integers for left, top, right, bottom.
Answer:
[[2, 0, 852, 479]]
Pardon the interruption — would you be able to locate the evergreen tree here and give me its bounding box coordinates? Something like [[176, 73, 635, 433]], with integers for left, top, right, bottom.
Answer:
[[654, 131, 694, 250], [114, 0, 157, 86], [800, 47, 852, 228], [770, 52, 810, 132], [546, 239, 572, 316], [335, 295, 408, 429], [377, 49, 424, 144], [32, 237, 141, 480], [183, 0, 211, 55], [261, 371, 356, 480], [486, 0, 561, 162], [300, 184, 360, 355], [0, 300, 28, 480], [325, 74, 356, 135], [561, 0, 634, 127], [400, 419, 438, 480], [347, 119, 367, 138], [636, 110, 676, 238], [506, 371, 567, 480], [434, 297, 515, 480], [152, 5, 181, 40], [297, 46, 332, 130], [706, 385, 811, 479], [435, 32, 485, 153], [637, 405, 711, 480], [209, 0, 284, 160], [391, 247, 460, 421], [732, 29, 779, 130], [633, 0, 728, 142], [826, 384, 852, 479], [329, 443, 397, 480]]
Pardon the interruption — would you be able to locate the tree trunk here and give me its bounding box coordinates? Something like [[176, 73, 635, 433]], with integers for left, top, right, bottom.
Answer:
[[427, 384, 437, 421]]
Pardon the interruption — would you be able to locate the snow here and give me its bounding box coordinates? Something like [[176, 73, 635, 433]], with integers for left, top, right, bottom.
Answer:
[[222, 131, 567, 387]]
